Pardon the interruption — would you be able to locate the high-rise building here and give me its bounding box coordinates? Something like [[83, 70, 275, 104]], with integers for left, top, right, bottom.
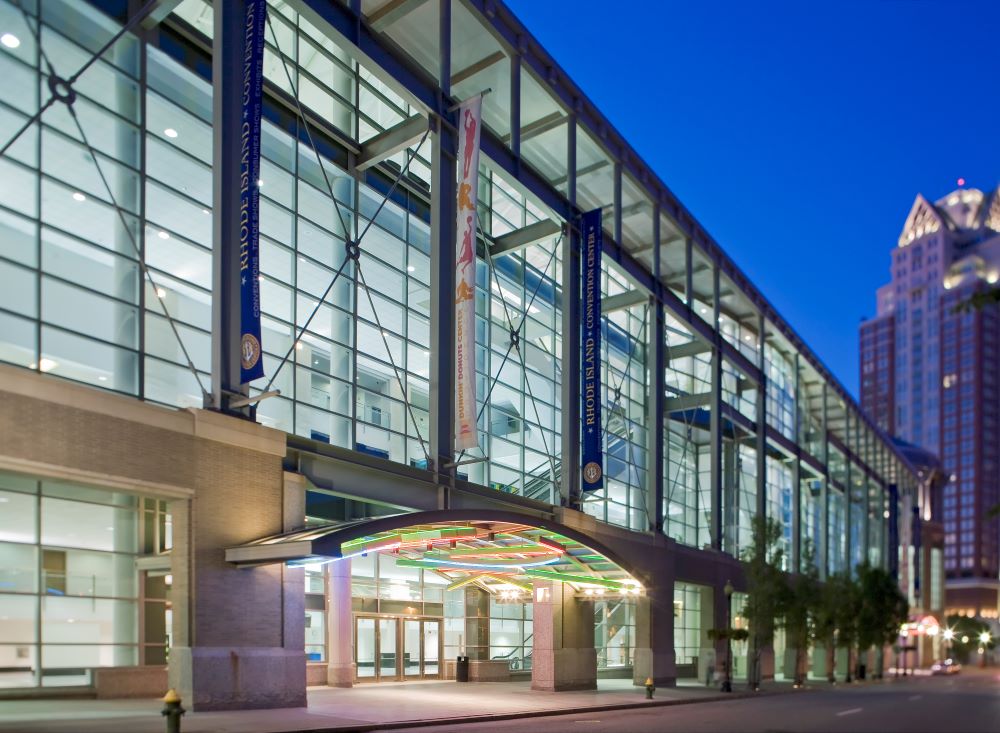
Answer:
[[861, 185, 1000, 618]]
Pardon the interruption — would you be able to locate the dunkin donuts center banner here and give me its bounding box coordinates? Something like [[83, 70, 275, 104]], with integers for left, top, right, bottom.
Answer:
[[239, 0, 266, 384], [454, 96, 482, 450], [581, 209, 603, 491]]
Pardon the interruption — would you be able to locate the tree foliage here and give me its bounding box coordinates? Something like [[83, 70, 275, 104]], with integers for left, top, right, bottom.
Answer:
[[740, 516, 786, 689], [856, 562, 908, 652], [783, 540, 820, 684]]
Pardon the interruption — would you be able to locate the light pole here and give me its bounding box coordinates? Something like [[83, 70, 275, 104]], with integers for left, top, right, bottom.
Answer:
[[979, 631, 991, 668], [722, 580, 734, 693], [943, 628, 954, 660]]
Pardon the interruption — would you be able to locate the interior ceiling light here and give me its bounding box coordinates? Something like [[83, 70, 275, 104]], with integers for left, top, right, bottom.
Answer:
[[163, 128, 178, 138], [72, 192, 86, 202], [1, 33, 20, 48]]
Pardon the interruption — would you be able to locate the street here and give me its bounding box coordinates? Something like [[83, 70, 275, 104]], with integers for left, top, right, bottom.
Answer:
[[386, 670, 1000, 733]]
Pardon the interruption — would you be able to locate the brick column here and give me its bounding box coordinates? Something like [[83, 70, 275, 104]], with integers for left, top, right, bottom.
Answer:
[[168, 417, 306, 711]]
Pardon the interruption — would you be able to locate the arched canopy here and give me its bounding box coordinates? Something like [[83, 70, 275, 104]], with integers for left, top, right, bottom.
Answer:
[[227, 509, 643, 598]]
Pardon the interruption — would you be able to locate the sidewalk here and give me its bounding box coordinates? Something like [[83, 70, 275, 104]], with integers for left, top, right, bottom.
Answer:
[[0, 678, 791, 733]]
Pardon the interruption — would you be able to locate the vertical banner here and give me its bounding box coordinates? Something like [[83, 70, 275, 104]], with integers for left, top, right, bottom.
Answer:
[[888, 483, 899, 580], [912, 504, 922, 594], [239, 0, 267, 384], [581, 209, 603, 491], [454, 96, 482, 450]]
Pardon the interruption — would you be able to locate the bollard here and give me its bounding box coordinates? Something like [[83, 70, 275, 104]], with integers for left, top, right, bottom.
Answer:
[[162, 688, 186, 733], [645, 677, 655, 700]]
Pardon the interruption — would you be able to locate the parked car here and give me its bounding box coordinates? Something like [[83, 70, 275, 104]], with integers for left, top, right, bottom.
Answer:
[[930, 659, 962, 675]]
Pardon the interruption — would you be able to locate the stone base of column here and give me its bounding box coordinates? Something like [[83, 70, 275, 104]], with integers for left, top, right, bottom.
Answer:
[[327, 661, 355, 688], [531, 648, 597, 691], [170, 646, 306, 711], [632, 647, 676, 687]]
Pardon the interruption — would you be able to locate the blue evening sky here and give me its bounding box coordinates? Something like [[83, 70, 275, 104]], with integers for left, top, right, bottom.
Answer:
[[504, 0, 1000, 397]]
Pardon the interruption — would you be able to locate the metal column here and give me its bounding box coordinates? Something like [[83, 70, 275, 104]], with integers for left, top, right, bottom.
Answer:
[[755, 313, 766, 520], [429, 0, 456, 498], [210, 0, 254, 415], [647, 209, 664, 533], [709, 266, 723, 551], [560, 114, 580, 508]]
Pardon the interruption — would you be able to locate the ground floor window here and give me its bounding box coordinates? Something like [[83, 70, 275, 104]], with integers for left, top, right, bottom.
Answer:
[[0, 470, 168, 689]]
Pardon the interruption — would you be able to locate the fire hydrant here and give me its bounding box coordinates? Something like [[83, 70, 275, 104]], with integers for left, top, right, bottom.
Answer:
[[162, 688, 185, 733], [645, 677, 655, 699]]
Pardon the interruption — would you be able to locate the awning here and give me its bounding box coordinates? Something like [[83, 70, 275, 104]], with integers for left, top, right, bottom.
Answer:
[[226, 509, 643, 598]]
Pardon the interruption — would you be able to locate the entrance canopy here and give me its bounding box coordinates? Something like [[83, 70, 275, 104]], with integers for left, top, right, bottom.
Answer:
[[226, 509, 643, 599]]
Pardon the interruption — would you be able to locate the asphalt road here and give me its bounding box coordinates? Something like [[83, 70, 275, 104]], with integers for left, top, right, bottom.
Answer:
[[385, 670, 1000, 733]]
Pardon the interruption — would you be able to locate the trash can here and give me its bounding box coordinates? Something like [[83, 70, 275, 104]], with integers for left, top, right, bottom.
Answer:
[[858, 664, 866, 680], [456, 655, 470, 682]]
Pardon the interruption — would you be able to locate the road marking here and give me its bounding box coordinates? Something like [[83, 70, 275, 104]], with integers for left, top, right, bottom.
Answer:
[[836, 708, 863, 717], [909, 694, 922, 701]]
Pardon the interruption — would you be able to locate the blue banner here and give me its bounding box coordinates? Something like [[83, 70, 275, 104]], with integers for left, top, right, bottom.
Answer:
[[581, 209, 603, 491], [239, 0, 266, 384], [888, 483, 899, 580], [912, 504, 921, 593]]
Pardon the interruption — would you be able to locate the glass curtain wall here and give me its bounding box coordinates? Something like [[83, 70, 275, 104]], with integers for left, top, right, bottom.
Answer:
[[583, 262, 649, 531], [0, 471, 148, 689]]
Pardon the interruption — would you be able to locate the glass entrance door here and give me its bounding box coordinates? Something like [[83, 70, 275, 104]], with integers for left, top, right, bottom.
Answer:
[[355, 616, 441, 682], [377, 618, 398, 680]]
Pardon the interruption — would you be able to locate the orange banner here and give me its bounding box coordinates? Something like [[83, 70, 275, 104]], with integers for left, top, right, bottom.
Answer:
[[455, 96, 482, 450]]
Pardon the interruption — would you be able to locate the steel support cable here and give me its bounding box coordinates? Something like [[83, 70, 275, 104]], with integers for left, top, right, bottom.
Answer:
[[9, 2, 208, 398], [354, 262, 430, 462], [454, 214, 562, 488], [265, 12, 352, 242], [67, 106, 210, 399], [2, 0, 159, 158], [259, 7, 430, 433]]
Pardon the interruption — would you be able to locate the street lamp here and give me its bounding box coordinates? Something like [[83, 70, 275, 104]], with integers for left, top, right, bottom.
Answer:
[[722, 580, 734, 693], [943, 628, 954, 659], [979, 631, 991, 667]]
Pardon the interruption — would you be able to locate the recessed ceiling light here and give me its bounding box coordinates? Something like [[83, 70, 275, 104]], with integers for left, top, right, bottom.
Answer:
[[257, 178, 264, 187], [98, 376, 108, 382], [72, 191, 86, 202], [202, 209, 210, 215], [157, 230, 170, 240], [295, 342, 303, 350], [163, 128, 178, 139], [156, 287, 166, 298], [39, 358, 58, 373], [407, 265, 415, 272], [1, 33, 19, 49]]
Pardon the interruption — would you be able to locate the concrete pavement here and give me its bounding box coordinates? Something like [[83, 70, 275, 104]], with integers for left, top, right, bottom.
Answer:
[[0, 678, 784, 733]]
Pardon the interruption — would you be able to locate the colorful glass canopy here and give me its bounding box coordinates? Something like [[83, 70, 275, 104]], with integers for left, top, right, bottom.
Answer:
[[226, 512, 643, 598]]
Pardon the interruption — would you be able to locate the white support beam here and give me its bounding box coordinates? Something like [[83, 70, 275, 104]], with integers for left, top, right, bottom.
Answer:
[[368, 0, 432, 33], [510, 111, 566, 143], [603, 291, 646, 313], [666, 392, 712, 412], [141, 0, 186, 29], [488, 219, 562, 257], [451, 50, 506, 86], [666, 340, 711, 359], [356, 114, 428, 171]]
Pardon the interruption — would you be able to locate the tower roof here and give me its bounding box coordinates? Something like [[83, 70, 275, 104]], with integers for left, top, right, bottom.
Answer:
[[898, 186, 1000, 246]]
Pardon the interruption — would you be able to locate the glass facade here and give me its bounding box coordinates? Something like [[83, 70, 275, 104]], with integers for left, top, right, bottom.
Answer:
[[0, 470, 167, 688], [0, 0, 925, 691]]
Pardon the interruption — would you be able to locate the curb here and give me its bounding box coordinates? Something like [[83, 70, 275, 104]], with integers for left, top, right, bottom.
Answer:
[[266, 687, 794, 733]]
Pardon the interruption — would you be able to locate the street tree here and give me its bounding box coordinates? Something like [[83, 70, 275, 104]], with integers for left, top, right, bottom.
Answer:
[[740, 515, 786, 690], [783, 539, 820, 685], [855, 562, 908, 679], [827, 572, 861, 682]]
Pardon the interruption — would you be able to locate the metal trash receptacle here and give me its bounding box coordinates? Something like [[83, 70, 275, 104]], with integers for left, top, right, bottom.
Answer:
[[456, 655, 470, 682]]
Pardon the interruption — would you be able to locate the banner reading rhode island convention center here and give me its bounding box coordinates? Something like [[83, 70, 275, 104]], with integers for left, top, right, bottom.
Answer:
[[454, 95, 483, 450], [239, 0, 267, 384], [581, 208, 603, 491]]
